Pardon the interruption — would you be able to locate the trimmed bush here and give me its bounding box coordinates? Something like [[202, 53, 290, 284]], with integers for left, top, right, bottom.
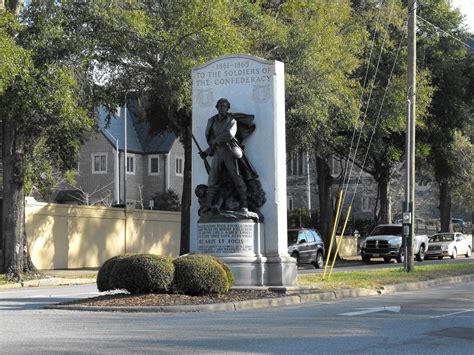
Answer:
[[173, 254, 230, 296], [109, 254, 174, 294], [208, 255, 234, 290], [97, 254, 130, 292]]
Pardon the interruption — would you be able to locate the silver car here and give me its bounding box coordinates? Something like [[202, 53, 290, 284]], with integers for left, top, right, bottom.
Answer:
[[426, 232, 472, 259]]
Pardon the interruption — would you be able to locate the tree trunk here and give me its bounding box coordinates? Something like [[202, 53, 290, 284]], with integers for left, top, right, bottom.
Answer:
[[316, 154, 333, 249], [377, 175, 391, 224], [2, 120, 38, 279], [179, 125, 192, 255], [439, 180, 452, 232], [3, 0, 23, 14]]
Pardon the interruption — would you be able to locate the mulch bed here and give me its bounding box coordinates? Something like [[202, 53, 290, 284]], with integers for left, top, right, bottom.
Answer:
[[62, 289, 286, 307]]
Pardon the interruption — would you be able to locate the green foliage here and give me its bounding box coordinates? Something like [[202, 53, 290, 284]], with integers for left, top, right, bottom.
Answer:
[[108, 254, 175, 294], [96, 254, 130, 292], [173, 254, 230, 296], [0, 11, 30, 95], [152, 189, 181, 211], [208, 255, 235, 290], [0, 2, 96, 195], [260, 0, 365, 153], [416, 0, 473, 217]]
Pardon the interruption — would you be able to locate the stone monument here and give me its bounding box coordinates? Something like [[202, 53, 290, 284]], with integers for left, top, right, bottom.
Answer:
[[190, 54, 296, 286]]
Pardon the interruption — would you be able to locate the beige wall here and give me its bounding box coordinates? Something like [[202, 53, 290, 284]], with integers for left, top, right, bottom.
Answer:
[[26, 201, 181, 270]]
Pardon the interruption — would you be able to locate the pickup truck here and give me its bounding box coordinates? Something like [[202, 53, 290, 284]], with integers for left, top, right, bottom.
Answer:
[[360, 224, 429, 263]]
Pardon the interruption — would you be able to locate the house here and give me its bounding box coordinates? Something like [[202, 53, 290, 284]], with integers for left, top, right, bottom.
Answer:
[[56, 103, 184, 208], [286, 151, 378, 221]]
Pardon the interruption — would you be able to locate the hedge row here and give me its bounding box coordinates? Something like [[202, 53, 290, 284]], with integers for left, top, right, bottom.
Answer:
[[97, 253, 234, 296]]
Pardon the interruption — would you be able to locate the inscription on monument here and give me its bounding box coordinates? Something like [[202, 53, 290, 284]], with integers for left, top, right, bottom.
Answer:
[[194, 59, 273, 106], [197, 223, 254, 254]]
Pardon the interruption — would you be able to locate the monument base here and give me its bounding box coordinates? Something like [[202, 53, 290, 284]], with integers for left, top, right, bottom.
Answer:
[[218, 254, 297, 286], [196, 219, 297, 286]]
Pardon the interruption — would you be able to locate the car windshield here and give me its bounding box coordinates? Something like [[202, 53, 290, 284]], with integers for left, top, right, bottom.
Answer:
[[288, 231, 299, 245], [430, 234, 454, 242], [370, 226, 402, 236]]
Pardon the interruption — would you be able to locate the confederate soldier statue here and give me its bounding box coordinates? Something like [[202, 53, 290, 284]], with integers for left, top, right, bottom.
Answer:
[[199, 98, 265, 217]]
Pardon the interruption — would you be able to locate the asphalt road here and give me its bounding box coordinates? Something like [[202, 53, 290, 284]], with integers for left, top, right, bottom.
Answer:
[[298, 254, 474, 274], [0, 280, 473, 354]]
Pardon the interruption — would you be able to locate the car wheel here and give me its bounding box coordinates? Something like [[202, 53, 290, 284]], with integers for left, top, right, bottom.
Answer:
[[362, 255, 371, 263], [465, 246, 471, 258], [438, 256, 444, 260], [383, 256, 391, 263], [291, 252, 300, 266], [313, 252, 324, 269], [416, 245, 425, 262], [396, 248, 405, 263], [451, 248, 457, 259]]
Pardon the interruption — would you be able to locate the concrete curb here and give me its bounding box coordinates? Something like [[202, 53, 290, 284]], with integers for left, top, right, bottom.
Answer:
[[0, 277, 96, 289], [44, 274, 474, 313], [378, 274, 474, 294]]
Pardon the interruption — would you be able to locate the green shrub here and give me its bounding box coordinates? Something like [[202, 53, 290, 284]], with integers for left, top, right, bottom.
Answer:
[[97, 254, 130, 292], [109, 254, 174, 294], [173, 254, 229, 296], [208, 255, 234, 290]]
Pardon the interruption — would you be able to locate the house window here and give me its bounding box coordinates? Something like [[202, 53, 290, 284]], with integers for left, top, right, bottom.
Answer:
[[92, 153, 107, 174], [126, 154, 135, 175], [287, 150, 305, 176], [175, 157, 183, 176], [361, 196, 372, 212], [331, 156, 342, 177], [288, 196, 294, 211], [149, 155, 160, 175]]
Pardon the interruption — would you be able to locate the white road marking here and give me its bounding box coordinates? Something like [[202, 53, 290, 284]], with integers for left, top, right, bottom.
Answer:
[[30, 291, 100, 298], [429, 309, 474, 319], [340, 306, 401, 316]]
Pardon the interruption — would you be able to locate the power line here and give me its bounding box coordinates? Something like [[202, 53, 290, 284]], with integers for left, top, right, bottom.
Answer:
[[417, 15, 473, 49]]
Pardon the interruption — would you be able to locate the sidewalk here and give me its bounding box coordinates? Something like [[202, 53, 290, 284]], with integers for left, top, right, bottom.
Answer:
[[0, 269, 97, 289]]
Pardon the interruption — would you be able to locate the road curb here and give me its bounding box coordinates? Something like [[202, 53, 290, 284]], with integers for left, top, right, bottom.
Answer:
[[44, 273, 474, 313], [379, 274, 474, 294]]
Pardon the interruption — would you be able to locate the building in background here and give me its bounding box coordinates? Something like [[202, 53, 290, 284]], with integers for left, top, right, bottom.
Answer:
[[54, 101, 184, 208]]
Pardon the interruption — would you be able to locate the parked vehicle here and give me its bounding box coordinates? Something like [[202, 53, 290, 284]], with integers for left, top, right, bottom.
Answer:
[[360, 224, 429, 263], [425, 232, 472, 259], [288, 228, 325, 268]]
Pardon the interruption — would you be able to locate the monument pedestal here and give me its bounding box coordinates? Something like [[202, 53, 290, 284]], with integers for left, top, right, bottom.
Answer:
[[197, 219, 296, 286]]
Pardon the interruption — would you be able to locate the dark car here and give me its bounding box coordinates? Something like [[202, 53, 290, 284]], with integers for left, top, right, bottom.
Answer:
[[288, 228, 325, 268]]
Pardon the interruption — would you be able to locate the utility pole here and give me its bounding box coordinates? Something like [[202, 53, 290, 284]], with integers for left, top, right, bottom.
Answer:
[[404, 0, 417, 272], [306, 152, 311, 217], [123, 102, 128, 207]]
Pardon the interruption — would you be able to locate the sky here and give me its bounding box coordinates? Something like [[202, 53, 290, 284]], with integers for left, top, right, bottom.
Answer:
[[450, 0, 474, 31]]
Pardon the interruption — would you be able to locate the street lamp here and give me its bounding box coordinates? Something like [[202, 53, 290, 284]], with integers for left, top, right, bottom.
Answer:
[[102, 129, 120, 205], [123, 90, 135, 207]]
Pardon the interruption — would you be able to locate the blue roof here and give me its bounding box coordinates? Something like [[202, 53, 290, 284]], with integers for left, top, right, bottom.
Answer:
[[97, 106, 176, 154]]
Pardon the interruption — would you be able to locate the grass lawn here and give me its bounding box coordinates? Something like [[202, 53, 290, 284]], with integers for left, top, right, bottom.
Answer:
[[298, 263, 474, 291]]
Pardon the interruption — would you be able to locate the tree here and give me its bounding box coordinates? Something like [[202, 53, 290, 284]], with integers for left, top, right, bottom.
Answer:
[[416, 0, 473, 231], [0, 1, 100, 279], [245, 0, 366, 245]]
